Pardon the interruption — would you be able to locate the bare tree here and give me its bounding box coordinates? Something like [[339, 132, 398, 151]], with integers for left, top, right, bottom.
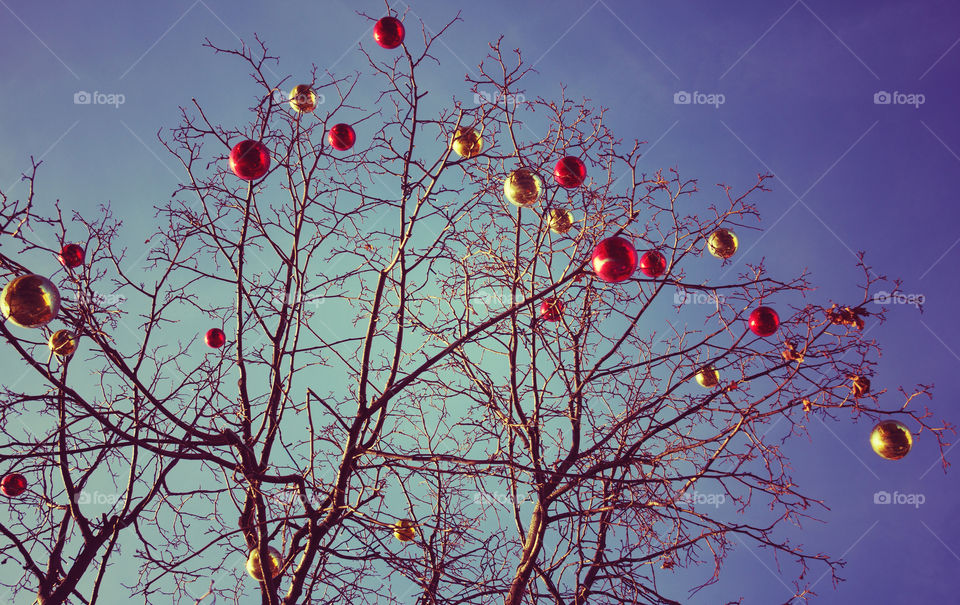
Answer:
[[0, 9, 950, 605]]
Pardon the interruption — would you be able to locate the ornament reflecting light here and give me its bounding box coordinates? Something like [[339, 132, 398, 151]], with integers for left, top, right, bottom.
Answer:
[[393, 518, 417, 541], [229, 140, 270, 181], [205, 328, 226, 349], [288, 85, 317, 113], [748, 306, 779, 337], [1, 275, 61, 329], [49, 330, 77, 357], [547, 208, 574, 234], [553, 156, 586, 189], [870, 420, 912, 461], [708, 228, 738, 259], [1, 473, 26, 498], [591, 236, 638, 283], [328, 123, 356, 151], [246, 546, 282, 581], [695, 366, 719, 388], [638, 250, 667, 278], [58, 244, 85, 269], [540, 298, 564, 322], [852, 375, 871, 398], [451, 126, 482, 159], [504, 169, 542, 207], [374, 16, 405, 49]]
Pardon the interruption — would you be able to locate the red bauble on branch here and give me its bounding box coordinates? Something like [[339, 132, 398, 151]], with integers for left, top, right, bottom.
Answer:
[[327, 124, 356, 151], [749, 306, 780, 337], [1, 473, 27, 497], [539, 298, 565, 322], [58, 243, 85, 269], [373, 17, 405, 49], [229, 140, 270, 181], [553, 156, 586, 189], [591, 236, 638, 283], [638, 250, 667, 278], [205, 328, 226, 349]]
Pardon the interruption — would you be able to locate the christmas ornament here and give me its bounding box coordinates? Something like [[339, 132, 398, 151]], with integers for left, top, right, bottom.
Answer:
[[870, 420, 912, 461], [49, 330, 77, 357], [547, 208, 574, 234], [229, 140, 270, 181], [707, 228, 738, 259], [553, 156, 586, 189], [504, 169, 542, 207], [58, 244, 85, 269], [540, 298, 564, 322], [288, 85, 317, 113], [591, 236, 638, 283], [852, 375, 871, 398], [1, 473, 26, 497], [374, 17, 405, 49], [638, 250, 667, 278], [246, 546, 282, 581], [327, 123, 356, 151], [393, 518, 417, 541], [748, 306, 779, 337], [695, 366, 719, 388], [451, 126, 482, 158], [205, 328, 226, 349], [1, 275, 61, 328]]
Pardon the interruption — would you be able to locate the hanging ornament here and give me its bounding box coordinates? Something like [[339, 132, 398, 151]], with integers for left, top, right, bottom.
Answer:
[[547, 208, 574, 234], [393, 518, 417, 541], [49, 329, 78, 357], [205, 328, 226, 349], [1, 473, 26, 497], [870, 420, 912, 460], [695, 366, 719, 388], [748, 306, 779, 337], [327, 123, 356, 151], [373, 16, 405, 49], [1, 275, 61, 329], [288, 85, 317, 113], [826, 304, 867, 330], [638, 250, 667, 278], [851, 375, 871, 398], [246, 546, 282, 581], [553, 156, 586, 189], [540, 298, 564, 322], [58, 244, 85, 269], [451, 126, 482, 159], [229, 140, 270, 181], [707, 228, 738, 259], [591, 236, 638, 283], [504, 169, 542, 207]]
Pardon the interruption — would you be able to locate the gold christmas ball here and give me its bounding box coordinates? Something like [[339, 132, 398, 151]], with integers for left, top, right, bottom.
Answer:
[[48, 330, 77, 357], [1, 274, 61, 329], [694, 366, 720, 388], [870, 420, 912, 461], [288, 85, 317, 113], [451, 126, 482, 159], [707, 229, 738, 259], [393, 518, 417, 542], [246, 546, 282, 581], [504, 169, 542, 207], [547, 208, 574, 234]]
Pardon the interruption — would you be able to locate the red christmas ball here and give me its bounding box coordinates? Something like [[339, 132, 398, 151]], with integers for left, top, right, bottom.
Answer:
[[229, 140, 270, 181], [58, 243, 85, 269], [205, 328, 226, 348], [638, 250, 667, 278], [591, 236, 638, 283], [749, 306, 780, 337], [540, 297, 564, 322], [328, 124, 356, 151], [1, 473, 27, 497], [553, 156, 587, 189], [373, 16, 405, 49]]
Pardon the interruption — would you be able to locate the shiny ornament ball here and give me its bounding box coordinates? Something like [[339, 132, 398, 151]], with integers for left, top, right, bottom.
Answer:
[[451, 126, 482, 159], [229, 140, 270, 181], [638, 250, 667, 278], [373, 16, 405, 49], [246, 546, 282, 581], [327, 123, 356, 151], [288, 85, 317, 113], [707, 228, 738, 259], [393, 518, 417, 541], [49, 330, 78, 357], [58, 244, 85, 269], [870, 420, 912, 461], [591, 236, 638, 283], [547, 208, 574, 234], [540, 298, 564, 322], [1, 275, 61, 329], [553, 156, 586, 189], [748, 306, 780, 337], [1, 473, 27, 498], [205, 328, 226, 349], [852, 376, 871, 398], [695, 366, 720, 388], [504, 169, 542, 207]]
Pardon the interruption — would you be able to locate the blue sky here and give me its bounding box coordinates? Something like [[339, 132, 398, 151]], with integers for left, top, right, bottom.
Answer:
[[0, 0, 958, 602]]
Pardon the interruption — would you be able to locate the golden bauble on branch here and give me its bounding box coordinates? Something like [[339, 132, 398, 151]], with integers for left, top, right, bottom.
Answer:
[[451, 126, 482, 158], [870, 420, 912, 461], [393, 518, 417, 541], [707, 228, 738, 259], [246, 546, 282, 581], [547, 208, 574, 234], [288, 85, 317, 113], [695, 366, 720, 388], [1, 275, 61, 329], [504, 168, 542, 207], [48, 330, 77, 357]]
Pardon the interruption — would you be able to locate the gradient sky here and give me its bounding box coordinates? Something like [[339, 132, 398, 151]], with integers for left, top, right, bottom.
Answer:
[[1, 0, 958, 602]]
